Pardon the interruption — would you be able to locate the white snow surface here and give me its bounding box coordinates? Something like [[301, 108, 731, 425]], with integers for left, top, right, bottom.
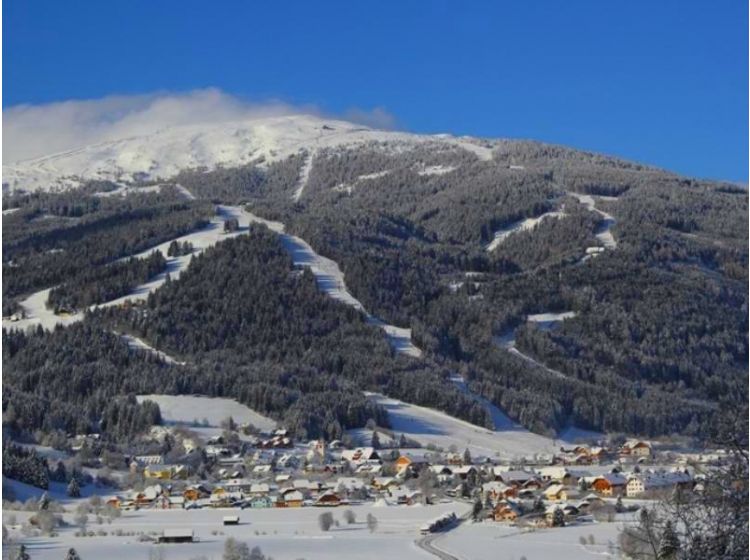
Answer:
[[8, 500, 469, 560], [438, 518, 630, 560], [569, 191, 618, 250], [119, 333, 185, 365], [486, 210, 566, 251], [4, 114, 495, 193], [136, 394, 277, 433], [364, 393, 556, 460], [292, 150, 315, 202]]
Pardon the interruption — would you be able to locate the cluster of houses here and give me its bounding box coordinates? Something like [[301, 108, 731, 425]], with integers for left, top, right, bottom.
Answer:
[[102, 432, 699, 529], [481, 463, 694, 527]]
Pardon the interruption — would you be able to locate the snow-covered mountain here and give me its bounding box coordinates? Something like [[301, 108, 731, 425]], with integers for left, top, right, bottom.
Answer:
[[2, 114, 493, 192]]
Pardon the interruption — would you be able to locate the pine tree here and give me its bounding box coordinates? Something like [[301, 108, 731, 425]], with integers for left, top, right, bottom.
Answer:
[[463, 447, 472, 465], [552, 506, 565, 527], [39, 491, 50, 511], [658, 521, 680, 560], [67, 478, 81, 498], [371, 431, 380, 449], [65, 548, 82, 560]]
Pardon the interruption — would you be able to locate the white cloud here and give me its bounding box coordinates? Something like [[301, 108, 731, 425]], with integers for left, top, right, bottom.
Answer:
[[2, 88, 397, 164]]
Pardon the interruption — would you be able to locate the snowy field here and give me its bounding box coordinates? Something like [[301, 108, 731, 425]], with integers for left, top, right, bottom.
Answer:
[[5, 501, 470, 560], [135, 395, 277, 434], [363, 393, 557, 460], [437, 519, 629, 560]]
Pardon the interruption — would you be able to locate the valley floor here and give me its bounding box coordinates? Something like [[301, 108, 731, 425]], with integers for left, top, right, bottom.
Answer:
[[4, 501, 636, 560]]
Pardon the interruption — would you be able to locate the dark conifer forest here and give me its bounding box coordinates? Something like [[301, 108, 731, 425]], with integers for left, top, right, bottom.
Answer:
[[3, 140, 747, 445]]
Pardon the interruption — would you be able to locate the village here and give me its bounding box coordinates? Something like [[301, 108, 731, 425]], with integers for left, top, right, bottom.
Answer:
[[51, 420, 714, 536]]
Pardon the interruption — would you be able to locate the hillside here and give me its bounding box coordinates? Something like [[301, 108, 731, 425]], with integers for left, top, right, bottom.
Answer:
[[2, 114, 747, 447]]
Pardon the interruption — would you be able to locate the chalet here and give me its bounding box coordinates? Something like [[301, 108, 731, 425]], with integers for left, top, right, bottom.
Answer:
[[183, 488, 201, 502], [105, 497, 122, 509], [536, 467, 591, 486], [482, 481, 516, 502], [145, 464, 188, 480], [453, 465, 479, 480], [542, 483, 568, 502], [493, 501, 522, 522], [249, 483, 271, 496], [315, 490, 342, 507], [252, 465, 273, 476], [620, 440, 652, 458], [341, 447, 380, 467], [590, 473, 627, 496], [282, 490, 304, 507], [372, 477, 399, 491], [626, 471, 692, 497], [495, 469, 537, 488], [132, 485, 163, 507], [394, 452, 430, 474]]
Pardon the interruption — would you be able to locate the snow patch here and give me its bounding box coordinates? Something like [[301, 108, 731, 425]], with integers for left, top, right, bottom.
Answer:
[[136, 394, 277, 433], [364, 393, 556, 460], [486, 210, 566, 252]]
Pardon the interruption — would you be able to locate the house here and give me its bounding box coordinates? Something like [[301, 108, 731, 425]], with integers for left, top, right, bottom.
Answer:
[[341, 447, 381, 467], [372, 477, 399, 491], [224, 479, 253, 494], [250, 495, 274, 509], [495, 470, 538, 488], [282, 490, 304, 507], [626, 471, 692, 497], [315, 490, 342, 507], [394, 453, 429, 474], [105, 497, 122, 509], [543, 483, 568, 502], [621, 440, 652, 458], [482, 481, 517, 502], [453, 465, 479, 480], [536, 467, 590, 486], [493, 501, 523, 522], [590, 473, 627, 496], [249, 483, 270, 496], [145, 464, 188, 480], [183, 486, 210, 501]]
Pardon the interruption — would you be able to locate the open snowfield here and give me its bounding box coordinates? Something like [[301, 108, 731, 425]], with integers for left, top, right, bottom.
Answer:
[[135, 395, 277, 434], [5, 501, 471, 560], [364, 393, 557, 460], [437, 519, 629, 560], [3, 114, 496, 193]]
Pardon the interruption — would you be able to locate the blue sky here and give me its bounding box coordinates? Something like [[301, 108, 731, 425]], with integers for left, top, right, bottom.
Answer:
[[4, 1, 748, 182]]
